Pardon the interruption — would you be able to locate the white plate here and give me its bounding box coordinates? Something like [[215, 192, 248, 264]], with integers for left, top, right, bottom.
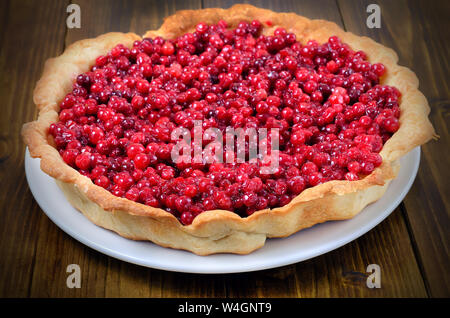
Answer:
[[25, 147, 420, 274]]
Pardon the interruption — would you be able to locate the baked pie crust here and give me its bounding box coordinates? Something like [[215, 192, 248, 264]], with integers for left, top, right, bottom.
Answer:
[[22, 4, 435, 255]]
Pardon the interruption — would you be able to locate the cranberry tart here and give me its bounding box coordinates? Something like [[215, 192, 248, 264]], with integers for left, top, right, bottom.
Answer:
[[22, 5, 435, 255]]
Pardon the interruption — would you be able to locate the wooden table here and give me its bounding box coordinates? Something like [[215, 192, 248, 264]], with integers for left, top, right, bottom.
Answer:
[[0, 0, 448, 298]]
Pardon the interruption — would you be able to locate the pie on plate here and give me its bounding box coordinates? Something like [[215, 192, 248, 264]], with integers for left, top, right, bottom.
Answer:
[[22, 4, 435, 255]]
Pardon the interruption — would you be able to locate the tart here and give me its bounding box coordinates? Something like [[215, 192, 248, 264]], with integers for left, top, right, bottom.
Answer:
[[22, 4, 435, 255]]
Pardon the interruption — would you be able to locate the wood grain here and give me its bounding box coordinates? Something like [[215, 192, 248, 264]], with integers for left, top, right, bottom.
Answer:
[[204, 0, 345, 26], [0, 0, 69, 297], [65, 0, 202, 47], [219, 209, 426, 298], [337, 0, 450, 298], [0, 0, 447, 298]]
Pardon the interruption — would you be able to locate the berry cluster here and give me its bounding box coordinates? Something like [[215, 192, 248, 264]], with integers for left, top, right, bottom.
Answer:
[[49, 20, 401, 225]]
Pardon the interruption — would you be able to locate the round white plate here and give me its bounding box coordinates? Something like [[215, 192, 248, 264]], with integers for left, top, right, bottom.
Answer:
[[25, 147, 420, 274]]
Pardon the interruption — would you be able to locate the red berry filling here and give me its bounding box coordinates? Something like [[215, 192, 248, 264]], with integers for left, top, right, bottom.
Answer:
[[49, 20, 401, 225]]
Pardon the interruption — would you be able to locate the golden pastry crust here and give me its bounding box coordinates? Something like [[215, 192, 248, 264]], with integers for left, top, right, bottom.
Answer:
[[22, 4, 435, 255]]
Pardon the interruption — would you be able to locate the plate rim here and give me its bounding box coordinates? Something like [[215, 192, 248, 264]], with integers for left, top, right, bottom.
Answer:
[[24, 147, 420, 274]]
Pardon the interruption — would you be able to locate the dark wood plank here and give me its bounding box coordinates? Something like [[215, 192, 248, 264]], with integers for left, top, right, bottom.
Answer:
[[29, 215, 113, 297], [65, 0, 202, 47], [0, 0, 10, 52], [201, 0, 428, 298], [0, 0, 69, 297], [204, 0, 345, 27], [29, 210, 428, 298], [220, 209, 426, 298], [33, 0, 426, 298], [28, 0, 203, 298], [338, 0, 450, 298], [2, 0, 438, 298]]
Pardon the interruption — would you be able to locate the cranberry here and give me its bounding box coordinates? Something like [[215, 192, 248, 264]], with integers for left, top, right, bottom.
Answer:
[[383, 116, 400, 133], [62, 149, 79, 166], [136, 79, 150, 94], [113, 172, 134, 189], [214, 191, 232, 210], [196, 22, 209, 34], [345, 172, 359, 181], [134, 153, 150, 170], [127, 143, 145, 159], [372, 63, 386, 77], [175, 196, 192, 212], [184, 184, 198, 198], [180, 211, 194, 225], [125, 187, 140, 201], [95, 176, 110, 188], [161, 167, 175, 180], [75, 152, 91, 170], [89, 127, 105, 145], [347, 161, 361, 174]]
